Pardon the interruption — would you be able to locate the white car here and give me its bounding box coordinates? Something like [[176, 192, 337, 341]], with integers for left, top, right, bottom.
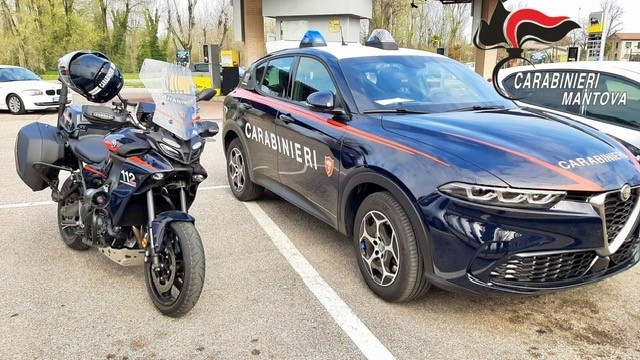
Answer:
[[498, 61, 640, 155], [0, 65, 71, 114]]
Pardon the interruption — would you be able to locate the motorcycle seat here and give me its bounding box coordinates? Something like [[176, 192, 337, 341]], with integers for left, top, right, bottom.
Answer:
[[70, 136, 109, 164]]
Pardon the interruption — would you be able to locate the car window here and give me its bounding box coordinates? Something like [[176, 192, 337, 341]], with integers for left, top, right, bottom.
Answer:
[[192, 63, 209, 72], [340, 55, 513, 113], [502, 70, 640, 130], [502, 71, 572, 112], [583, 74, 640, 129], [291, 57, 337, 103], [258, 57, 294, 98], [0, 67, 41, 82]]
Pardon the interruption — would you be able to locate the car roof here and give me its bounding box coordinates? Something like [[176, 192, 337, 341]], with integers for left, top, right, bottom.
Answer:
[[499, 61, 640, 81], [0, 65, 23, 69], [267, 42, 443, 61]]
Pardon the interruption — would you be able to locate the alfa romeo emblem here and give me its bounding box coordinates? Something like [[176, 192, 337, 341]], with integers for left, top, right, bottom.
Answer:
[[620, 184, 632, 201]]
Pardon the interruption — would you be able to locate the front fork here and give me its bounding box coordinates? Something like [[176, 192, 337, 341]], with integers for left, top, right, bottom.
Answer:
[[145, 184, 188, 269]]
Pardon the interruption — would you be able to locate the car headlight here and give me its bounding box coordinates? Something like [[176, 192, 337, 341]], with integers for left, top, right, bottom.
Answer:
[[439, 182, 566, 209], [23, 89, 43, 96]]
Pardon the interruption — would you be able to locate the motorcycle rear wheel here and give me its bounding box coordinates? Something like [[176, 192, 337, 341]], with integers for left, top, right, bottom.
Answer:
[[57, 177, 89, 251], [144, 221, 205, 317]]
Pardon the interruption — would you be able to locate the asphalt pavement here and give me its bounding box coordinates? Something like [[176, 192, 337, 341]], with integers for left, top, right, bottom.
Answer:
[[0, 88, 639, 360]]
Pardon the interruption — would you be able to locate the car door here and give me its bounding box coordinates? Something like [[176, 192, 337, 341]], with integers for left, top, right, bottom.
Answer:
[[240, 56, 295, 181], [275, 56, 344, 227]]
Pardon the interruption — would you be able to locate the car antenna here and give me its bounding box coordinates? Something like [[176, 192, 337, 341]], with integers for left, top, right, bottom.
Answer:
[[340, 26, 347, 46]]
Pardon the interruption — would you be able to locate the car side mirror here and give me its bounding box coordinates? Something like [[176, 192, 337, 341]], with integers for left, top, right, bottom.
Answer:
[[306, 91, 346, 115], [197, 88, 217, 102]]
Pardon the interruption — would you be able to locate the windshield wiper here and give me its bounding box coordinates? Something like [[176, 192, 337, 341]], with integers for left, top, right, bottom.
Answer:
[[362, 108, 433, 115], [446, 105, 505, 112]]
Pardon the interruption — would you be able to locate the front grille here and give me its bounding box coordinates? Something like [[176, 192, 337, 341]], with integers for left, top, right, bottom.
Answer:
[[603, 191, 637, 241], [490, 251, 596, 284], [45, 89, 61, 95], [610, 237, 640, 264], [489, 188, 640, 286]]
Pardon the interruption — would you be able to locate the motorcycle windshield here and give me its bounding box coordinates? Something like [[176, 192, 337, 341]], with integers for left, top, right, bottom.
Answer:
[[138, 59, 200, 140]]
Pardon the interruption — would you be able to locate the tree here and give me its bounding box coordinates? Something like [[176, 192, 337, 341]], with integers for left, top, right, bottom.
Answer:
[[601, 0, 623, 40], [136, 8, 166, 68], [165, 0, 198, 62]]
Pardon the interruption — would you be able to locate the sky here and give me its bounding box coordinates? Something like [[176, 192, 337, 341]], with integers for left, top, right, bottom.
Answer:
[[518, 0, 640, 33]]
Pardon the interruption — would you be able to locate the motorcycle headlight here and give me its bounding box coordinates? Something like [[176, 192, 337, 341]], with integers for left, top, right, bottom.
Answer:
[[159, 143, 180, 157], [439, 182, 566, 209]]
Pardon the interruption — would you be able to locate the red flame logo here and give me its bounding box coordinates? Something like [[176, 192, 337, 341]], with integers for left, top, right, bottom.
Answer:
[[473, 1, 580, 99]]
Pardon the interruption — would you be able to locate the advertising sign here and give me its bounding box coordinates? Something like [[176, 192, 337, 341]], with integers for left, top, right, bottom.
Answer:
[[329, 19, 340, 33], [587, 11, 604, 34]]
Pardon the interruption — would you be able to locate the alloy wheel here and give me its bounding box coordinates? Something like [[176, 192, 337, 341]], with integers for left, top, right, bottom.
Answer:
[[8, 96, 22, 113], [228, 147, 246, 192], [358, 210, 400, 286]]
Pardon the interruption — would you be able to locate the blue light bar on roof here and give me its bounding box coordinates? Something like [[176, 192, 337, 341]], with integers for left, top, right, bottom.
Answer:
[[365, 29, 399, 50], [300, 30, 327, 48]]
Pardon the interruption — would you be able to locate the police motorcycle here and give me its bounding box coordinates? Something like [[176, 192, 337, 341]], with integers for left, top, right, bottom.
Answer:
[[14, 51, 219, 317]]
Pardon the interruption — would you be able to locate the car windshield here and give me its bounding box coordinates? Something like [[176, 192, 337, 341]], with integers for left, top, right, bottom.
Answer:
[[138, 59, 200, 140], [339, 55, 515, 113], [0, 67, 41, 82]]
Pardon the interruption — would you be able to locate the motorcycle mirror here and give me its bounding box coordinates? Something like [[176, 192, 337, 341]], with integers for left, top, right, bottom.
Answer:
[[197, 88, 217, 102], [197, 120, 219, 138]]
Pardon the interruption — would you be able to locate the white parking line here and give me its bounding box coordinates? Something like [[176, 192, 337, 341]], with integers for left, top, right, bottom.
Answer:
[[0, 185, 229, 209], [199, 185, 230, 190], [0, 200, 55, 209], [1, 187, 395, 359], [243, 201, 396, 360]]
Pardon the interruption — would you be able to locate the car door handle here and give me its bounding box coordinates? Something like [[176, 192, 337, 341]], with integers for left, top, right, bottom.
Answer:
[[278, 113, 294, 123]]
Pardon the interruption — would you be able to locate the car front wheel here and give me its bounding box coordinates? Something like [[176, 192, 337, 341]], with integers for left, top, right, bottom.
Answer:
[[226, 138, 264, 201], [354, 191, 430, 302], [7, 94, 25, 114]]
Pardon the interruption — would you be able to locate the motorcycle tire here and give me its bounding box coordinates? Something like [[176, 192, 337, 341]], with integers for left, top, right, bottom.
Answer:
[[144, 221, 205, 317], [57, 177, 90, 251]]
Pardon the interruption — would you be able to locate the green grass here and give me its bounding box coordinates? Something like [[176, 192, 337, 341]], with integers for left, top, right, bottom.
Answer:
[[41, 71, 140, 81]]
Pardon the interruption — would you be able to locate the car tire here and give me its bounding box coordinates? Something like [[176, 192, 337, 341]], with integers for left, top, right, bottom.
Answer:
[[354, 191, 430, 302], [7, 94, 25, 114], [226, 138, 264, 201]]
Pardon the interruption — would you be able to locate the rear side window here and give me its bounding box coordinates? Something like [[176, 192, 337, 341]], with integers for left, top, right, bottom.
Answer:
[[503, 70, 640, 130], [583, 74, 640, 129], [257, 57, 294, 98]]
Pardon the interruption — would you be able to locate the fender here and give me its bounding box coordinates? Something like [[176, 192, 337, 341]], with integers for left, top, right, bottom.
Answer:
[[223, 120, 253, 167], [223, 120, 267, 187], [339, 169, 435, 276], [152, 210, 195, 253]]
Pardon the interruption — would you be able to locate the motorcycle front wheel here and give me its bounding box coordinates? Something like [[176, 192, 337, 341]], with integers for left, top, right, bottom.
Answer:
[[144, 221, 205, 317]]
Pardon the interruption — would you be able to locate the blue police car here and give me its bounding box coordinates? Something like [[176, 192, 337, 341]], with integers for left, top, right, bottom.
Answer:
[[222, 30, 640, 301]]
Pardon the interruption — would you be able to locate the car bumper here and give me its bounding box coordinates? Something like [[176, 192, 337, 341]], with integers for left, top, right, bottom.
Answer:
[[23, 94, 72, 110], [418, 189, 640, 295]]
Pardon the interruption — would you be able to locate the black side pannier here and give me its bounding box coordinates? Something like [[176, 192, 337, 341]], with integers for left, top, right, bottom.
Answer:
[[15, 122, 65, 191]]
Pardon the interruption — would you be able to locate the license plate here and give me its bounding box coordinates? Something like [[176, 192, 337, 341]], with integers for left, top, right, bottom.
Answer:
[[52, 96, 59, 102]]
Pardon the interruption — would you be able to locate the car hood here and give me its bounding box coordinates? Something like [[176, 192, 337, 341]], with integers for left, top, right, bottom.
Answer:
[[1, 80, 61, 91], [381, 108, 640, 192]]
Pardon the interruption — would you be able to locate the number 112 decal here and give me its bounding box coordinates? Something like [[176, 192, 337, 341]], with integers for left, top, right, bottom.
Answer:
[[120, 170, 137, 186]]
